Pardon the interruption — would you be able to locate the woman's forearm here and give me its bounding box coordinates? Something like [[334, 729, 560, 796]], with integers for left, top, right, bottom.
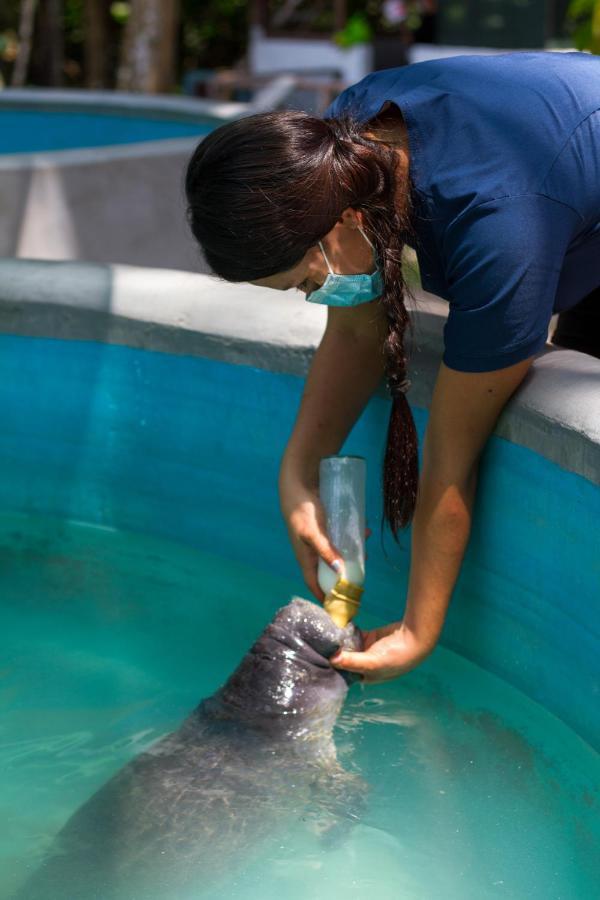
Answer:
[[402, 357, 535, 654], [403, 461, 479, 650], [329, 359, 534, 681], [280, 314, 386, 486]]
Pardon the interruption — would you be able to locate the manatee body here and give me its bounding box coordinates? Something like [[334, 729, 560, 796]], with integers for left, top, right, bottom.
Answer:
[[17, 598, 363, 900]]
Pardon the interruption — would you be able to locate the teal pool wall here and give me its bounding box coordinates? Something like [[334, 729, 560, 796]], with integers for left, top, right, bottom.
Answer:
[[0, 333, 597, 751]]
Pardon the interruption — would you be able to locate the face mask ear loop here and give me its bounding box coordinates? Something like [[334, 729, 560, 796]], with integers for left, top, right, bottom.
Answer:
[[357, 224, 376, 250], [318, 240, 335, 275]]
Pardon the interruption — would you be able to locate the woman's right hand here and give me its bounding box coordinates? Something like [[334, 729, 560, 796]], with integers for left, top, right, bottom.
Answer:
[[279, 472, 342, 602]]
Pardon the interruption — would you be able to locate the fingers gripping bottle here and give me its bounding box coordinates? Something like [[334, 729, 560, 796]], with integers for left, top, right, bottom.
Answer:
[[317, 455, 366, 628]]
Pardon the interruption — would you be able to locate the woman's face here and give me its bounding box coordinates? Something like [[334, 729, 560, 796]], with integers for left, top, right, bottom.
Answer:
[[250, 208, 375, 296]]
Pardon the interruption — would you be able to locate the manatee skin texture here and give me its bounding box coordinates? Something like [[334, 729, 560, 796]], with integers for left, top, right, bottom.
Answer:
[[16, 598, 364, 900]]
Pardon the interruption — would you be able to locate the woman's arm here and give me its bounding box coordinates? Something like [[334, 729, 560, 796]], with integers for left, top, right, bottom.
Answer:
[[331, 356, 535, 681], [279, 299, 387, 598]]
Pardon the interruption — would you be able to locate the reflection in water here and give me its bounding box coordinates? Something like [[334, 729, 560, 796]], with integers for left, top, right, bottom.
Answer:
[[0, 728, 159, 782]]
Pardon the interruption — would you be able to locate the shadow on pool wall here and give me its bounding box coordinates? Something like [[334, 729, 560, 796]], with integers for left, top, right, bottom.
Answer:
[[0, 258, 598, 753]]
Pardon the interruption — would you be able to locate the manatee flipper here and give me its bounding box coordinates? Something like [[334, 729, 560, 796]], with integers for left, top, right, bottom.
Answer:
[[305, 766, 369, 850]]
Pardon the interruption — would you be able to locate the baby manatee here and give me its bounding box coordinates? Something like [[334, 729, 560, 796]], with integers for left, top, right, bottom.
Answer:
[[17, 598, 364, 899]]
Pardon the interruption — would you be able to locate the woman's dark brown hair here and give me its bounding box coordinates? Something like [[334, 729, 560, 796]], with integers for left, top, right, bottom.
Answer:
[[185, 109, 419, 537]]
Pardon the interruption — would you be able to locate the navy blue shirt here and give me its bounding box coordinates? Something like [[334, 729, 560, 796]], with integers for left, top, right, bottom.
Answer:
[[323, 52, 600, 372]]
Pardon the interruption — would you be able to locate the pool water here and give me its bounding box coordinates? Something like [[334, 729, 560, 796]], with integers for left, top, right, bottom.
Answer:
[[0, 109, 216, 154], [1, 510, 598, 900]]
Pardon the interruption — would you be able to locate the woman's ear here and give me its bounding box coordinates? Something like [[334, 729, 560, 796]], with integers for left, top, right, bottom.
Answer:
[[338, 207, 363, 229]]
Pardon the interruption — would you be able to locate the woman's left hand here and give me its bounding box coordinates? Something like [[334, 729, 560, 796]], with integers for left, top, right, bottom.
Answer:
[[330, 621, 434, 683]]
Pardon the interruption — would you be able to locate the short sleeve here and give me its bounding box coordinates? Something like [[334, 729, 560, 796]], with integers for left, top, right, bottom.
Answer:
[[441, 194, 582, 372]]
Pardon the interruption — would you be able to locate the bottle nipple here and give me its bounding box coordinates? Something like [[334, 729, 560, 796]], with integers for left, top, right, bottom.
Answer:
[[324, 578, 364, 628]]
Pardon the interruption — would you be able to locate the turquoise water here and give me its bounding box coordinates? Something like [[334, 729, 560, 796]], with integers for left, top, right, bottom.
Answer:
[[1, 510, 598, 900], [0, 109, 216, 154], [1, 333, 598, 750]]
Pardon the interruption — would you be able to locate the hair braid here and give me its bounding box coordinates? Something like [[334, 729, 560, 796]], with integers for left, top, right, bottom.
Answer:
[[185, 108, 420, 537], [326, 116, 419, 535]]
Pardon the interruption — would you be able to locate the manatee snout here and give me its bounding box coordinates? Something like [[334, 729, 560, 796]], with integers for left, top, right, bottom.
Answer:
[[279, 596, 363, 660]]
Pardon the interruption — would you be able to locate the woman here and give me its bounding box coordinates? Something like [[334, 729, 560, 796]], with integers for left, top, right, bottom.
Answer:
[[185, 51, 600, 682]]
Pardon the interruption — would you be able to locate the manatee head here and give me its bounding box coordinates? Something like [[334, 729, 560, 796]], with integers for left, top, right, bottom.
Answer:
[[202, 598, 362, 757], [269, 596, 362, 671]]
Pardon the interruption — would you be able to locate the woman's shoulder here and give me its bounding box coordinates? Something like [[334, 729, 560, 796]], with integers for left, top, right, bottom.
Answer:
[[324, 51, 599, 126]]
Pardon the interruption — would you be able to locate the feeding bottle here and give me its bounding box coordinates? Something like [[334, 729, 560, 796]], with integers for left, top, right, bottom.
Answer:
[[317, 455, 366, 627]]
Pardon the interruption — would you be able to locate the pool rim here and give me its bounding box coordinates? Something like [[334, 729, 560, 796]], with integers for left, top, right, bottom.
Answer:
[[0, 257, 598, 486]]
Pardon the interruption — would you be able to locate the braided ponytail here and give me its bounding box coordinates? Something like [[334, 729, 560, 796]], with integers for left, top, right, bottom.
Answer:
[[326, 115, 419, 535], [186, 108, 419, 538]]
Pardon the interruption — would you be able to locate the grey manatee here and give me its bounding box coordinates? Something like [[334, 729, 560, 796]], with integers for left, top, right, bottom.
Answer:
[[17, 597, 364, 900]]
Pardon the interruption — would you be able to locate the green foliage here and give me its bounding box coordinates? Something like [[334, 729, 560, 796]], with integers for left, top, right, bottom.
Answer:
[[333, 12, 373, 48], [0, 0, 247, 88], [0, 0, 20, 83], [181, 0, 248, 70], [63, 0, 85, 46], [566, 0, 600, 53], [110, 2, 131, 26]]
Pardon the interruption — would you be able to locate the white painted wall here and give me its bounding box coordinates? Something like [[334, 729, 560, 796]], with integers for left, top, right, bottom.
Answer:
[[248, 24, 373, 85]]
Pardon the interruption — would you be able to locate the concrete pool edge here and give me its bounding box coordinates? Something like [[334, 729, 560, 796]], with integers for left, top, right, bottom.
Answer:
[[0, 257, 599, 485], [0, 257, 598, 749], [0, 91, 246, 268], [0, 87, 252, 123]]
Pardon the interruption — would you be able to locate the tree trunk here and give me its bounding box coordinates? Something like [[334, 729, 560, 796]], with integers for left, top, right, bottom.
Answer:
[[45, 0, 65, 87], [117, 0, 180, 93], [84, 0, 110, 89], [11, 0, 38, 87]]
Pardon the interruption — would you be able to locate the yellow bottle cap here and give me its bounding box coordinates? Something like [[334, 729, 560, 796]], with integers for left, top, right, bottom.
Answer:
[[323, 578, 364, 628]]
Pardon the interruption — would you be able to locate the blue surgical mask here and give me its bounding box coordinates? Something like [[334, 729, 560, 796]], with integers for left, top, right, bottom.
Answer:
[[305, 225, 384, 307]]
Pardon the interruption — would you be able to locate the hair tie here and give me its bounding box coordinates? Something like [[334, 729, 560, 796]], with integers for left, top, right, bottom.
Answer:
[[326, 120, 352, 147], [389, 376, 411, 397]]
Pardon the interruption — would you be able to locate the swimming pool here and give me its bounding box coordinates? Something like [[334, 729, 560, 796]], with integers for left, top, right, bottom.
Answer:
[[0, 260, 599, 898], [0, 90, 241, 269], [0, 108, 216, 154], [2, 511, 598, 899]]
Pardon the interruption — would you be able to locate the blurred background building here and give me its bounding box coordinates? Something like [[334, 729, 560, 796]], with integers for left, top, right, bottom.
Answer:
[[1, 1, 595, 115]]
